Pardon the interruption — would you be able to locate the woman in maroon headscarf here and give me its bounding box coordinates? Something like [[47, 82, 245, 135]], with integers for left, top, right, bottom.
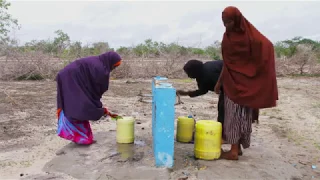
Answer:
[[215, 6, 278, 160], [56, 51, 122, 145]]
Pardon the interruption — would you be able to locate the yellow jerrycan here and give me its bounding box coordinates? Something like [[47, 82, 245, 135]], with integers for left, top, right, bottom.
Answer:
[[176, 116, 195, 143], [194, 120, 222, 160], [116, 116, 135, 144]]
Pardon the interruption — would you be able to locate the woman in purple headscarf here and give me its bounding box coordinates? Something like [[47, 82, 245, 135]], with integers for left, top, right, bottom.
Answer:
[[56, 51, 122, 145]]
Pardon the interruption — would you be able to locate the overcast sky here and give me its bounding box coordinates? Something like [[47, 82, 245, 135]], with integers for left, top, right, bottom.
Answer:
[[7, 0, 320, 48]]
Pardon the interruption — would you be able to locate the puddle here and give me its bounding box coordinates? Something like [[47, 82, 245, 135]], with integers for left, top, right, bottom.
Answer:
[[44, 133, 151, 179], [134, 140, 146, 146], [117, 143, 134, 160], [111, 140, 146, 161]]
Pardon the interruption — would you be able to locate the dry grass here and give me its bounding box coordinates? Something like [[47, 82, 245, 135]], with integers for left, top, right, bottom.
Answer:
[[0, 52, 61, 80], [0, 44, 320, 80], [276, 44, 320, 76]]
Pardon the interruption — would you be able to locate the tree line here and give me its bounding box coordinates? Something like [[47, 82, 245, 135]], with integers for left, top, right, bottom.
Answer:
[[3, 29, 320, 62]]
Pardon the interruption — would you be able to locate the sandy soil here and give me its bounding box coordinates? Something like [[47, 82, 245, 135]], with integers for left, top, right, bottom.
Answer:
[[0, 77, 319, 180]]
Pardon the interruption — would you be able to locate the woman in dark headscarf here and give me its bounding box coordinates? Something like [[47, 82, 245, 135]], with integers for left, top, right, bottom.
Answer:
[[177, 59, 224, 122], [215, 6, 278, 160], [56, 51, 122, 145], [177, 59, 259, 155]]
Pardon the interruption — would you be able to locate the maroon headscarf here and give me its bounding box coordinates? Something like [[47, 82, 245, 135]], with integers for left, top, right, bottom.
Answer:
[[221, 6, 278, 109], [56, 51, 121, 121]]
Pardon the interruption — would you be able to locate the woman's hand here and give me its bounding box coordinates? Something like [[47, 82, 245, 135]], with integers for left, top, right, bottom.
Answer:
[[214, 83, 221, 94], [103, 108, 118, 118], [215, 64, 224, 95], [108, 112, 119, 118], [57, 108, 62, 119]]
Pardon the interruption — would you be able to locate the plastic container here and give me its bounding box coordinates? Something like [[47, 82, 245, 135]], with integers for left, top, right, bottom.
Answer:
[[176, 116, 195, 143], [194, 120, 222, 160], [116, 116, 135, 143]]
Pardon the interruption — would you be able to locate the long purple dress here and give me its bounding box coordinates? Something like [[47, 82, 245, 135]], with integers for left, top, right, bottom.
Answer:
[[56, 51, 121, 144]]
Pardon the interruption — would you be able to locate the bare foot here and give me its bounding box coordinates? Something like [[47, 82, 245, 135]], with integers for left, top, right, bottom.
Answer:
[[221, 142, 243, 155], [220, 150, 239, 160], [221, 148, 242, 156]]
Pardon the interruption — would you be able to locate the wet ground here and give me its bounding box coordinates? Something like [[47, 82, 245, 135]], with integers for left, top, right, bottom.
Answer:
[[0, 77, 320, 179]]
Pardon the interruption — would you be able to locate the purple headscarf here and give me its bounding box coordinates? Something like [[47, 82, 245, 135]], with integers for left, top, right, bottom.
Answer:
[[56, 51, 121, 121]]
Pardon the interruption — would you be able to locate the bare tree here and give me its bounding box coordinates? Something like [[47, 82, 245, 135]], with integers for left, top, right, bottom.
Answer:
[[292, 44, 317, 75]]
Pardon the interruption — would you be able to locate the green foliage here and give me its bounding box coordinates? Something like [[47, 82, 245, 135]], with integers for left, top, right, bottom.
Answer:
[[69, 41, 82, 58], [191, 48, 204, 56], [22, 39, 54, 53], [53, 30, 70, 57], [4, 22, 318, 64], [2, 0, 320, 62], [16, 35, 320, 63], [92, 42, 110, 55], [0, 0, 19, 41], [116, 46, 131, 55], [3, 2, 320, 80], [164, 43, 188, 56], [205, 45, 221, 60], [274, 36, 320, 60], [132, 39, 161, 57]]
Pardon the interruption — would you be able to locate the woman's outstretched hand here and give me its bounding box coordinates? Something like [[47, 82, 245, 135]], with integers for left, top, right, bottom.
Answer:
[[103, 108, 118, 118], [108, 112, 119, 118]]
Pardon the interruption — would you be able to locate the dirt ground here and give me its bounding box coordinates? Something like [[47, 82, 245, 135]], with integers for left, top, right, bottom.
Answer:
[[0, 77, 319, 180]]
